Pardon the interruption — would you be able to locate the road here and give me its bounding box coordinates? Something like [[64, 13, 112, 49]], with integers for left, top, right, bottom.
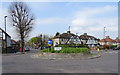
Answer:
[[2, 49, 118, 73]]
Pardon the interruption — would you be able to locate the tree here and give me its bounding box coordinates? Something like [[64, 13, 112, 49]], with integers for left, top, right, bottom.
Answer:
[[55, 32, 60, 36], [29, 37, 41, 44], [29, 34, 53, 49], [9, 2, 35, 52], [29, 37, 41, 48]]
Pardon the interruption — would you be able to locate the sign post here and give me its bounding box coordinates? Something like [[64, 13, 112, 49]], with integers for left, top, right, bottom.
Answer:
[[48, 40, 53, 50]]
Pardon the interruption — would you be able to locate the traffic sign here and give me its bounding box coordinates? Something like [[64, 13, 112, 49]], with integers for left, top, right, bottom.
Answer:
[[48, 40, 53, 44]]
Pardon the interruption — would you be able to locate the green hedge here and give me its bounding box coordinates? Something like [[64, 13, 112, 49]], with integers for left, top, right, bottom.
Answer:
[[109, 45, 117, 49], [40, 47, 89, 53], [56, 44, 88, 48]]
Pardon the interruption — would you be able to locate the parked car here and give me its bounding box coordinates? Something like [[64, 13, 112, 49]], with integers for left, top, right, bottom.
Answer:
[[24, 47, 30, 52], [113, 47, 120, 50], [39, 46, 49, 50]]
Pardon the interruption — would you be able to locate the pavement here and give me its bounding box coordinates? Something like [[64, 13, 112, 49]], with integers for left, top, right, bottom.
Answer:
[[2, 49, 118, 73]]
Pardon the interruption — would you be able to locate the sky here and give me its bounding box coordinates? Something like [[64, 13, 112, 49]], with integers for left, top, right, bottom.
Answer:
[[0, 1, 118, 41]]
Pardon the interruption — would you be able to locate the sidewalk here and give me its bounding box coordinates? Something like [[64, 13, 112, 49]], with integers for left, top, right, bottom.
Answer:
[[2, 52, 26, 56]]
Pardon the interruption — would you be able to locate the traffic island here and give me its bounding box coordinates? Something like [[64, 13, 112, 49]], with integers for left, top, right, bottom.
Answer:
[[31, 53, 101, 60], [31, 47, 101, 60]]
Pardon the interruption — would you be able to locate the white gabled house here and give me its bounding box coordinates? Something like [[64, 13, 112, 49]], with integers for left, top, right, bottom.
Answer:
[[53, 32, 99, 47], [53, 31, 81, 46], [67, 35, 81, 44], [79, 33, 99, 47]]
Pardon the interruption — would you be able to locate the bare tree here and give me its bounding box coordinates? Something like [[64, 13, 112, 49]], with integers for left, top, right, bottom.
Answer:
[[9, 2, 35, 52]]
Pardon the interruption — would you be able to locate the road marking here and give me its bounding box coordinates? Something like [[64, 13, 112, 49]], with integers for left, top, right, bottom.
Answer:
[[105, 51, 118, 54]]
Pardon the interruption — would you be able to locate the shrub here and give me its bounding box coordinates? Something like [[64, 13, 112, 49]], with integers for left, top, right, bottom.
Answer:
[[56, 44, 88, 48], [102, 44, 109, 49], [109, 45, 117, 49], [56, 44, 69, 47], [102, 45, 117, 49]]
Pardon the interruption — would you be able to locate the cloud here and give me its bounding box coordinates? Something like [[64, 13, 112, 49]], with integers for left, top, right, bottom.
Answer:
[[35, 17, 68, 25], [70, 5, 118, 38], [27, 2, 52, 12], [74, 5, 117, 18]]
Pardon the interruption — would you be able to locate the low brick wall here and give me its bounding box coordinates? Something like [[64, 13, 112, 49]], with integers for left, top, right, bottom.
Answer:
[[31, 52, 91, 59]]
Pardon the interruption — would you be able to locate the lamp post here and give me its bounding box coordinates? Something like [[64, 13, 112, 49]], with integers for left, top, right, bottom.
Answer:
[[4, 16, 7, 53], [40, 34, 42, 50], [4, 16, 7, 32]]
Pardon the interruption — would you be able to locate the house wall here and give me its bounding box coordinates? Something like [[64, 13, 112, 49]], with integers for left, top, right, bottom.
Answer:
[[112, 42, 117, 45], [117, 42, 120, 46], [53, 38, 60, 46], [81, 40, 87, 45], [53, 37, 81, 46], [99, 42, 117, 45], [60, 38, 68, 44], [6, 36, 11, 47]]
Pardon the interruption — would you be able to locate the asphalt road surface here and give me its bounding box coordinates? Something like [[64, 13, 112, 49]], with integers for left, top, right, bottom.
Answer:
[[2, 49, 118, 73]]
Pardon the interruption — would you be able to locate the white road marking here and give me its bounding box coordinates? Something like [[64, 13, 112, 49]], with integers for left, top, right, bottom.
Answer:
[[105, 51, 118, 54]]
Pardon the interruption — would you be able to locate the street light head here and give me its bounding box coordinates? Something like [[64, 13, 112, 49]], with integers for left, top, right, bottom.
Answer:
[[4, 16, 7, 18]]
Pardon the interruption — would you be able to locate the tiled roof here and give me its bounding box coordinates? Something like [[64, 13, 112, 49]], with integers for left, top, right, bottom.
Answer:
[[79, 33, 97, 40], [11, 39, 20, 44], [53, 31, 76, 39], [115, 38, 120, 43], [99, 36, 116, 42]]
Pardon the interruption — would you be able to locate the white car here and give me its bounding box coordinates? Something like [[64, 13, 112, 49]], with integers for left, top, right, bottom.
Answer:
[[24, 47, 30, 52]]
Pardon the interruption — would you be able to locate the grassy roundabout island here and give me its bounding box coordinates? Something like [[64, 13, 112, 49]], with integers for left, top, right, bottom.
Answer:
[[40, 47, 90, 53], [31, 47, 101, 59]]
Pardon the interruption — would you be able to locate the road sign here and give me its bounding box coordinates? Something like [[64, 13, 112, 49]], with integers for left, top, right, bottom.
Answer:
[[48, 40, 53, 44], [54, 47, 62, 51]]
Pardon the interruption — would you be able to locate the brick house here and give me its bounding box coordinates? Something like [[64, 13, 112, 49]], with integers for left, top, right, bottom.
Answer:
[[114, 37, 120, 46], [99, 36, 116, 46]]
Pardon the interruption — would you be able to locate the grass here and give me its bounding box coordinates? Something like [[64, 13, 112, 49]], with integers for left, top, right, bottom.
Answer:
[[40, 47, 89, 53]]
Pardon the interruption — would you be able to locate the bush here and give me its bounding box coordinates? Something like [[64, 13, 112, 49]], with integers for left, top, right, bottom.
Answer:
[[102, 44, 109, 49], [56, 44, 70, 47], [102, 45, 117, 49], [56, 44, 88, 48], [109, 45, 117, 49]]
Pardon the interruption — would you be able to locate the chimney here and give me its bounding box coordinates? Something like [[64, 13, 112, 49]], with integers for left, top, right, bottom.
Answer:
[[106, 36, 109, 39], [84, 33, 87, 35], [67, 31, 71, 34]]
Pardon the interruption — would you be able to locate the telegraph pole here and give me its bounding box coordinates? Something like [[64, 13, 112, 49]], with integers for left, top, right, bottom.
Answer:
[[69, 26, 70, 31], [76, 33, 78, 48], [103, 27, 106, 39]]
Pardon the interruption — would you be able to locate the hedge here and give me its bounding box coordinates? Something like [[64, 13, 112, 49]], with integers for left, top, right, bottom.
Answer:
[[40, 47, 89, 53]]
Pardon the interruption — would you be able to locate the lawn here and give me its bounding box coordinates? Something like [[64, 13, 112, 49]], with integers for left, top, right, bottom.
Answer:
[[40, 47, 89, 53]]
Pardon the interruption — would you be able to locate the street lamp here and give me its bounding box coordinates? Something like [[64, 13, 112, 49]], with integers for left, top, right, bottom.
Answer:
[[4, 16, 7, 32], [40, 34, 42, 50], [4, 16, 7, 53]]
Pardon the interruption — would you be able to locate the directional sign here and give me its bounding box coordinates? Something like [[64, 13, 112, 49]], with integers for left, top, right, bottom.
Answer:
[[54, 47, 62, 51], [48, 40, 53, 44]]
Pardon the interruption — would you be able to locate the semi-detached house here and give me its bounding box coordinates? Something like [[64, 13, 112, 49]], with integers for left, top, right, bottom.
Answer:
[[53, 31, 99, 47]]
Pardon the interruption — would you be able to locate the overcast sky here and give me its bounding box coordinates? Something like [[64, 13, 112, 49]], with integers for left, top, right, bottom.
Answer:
[[0, 1, 118, 41]]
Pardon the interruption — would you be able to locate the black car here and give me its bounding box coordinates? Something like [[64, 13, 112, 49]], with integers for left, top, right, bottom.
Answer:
[[113, 47, 120, 50]]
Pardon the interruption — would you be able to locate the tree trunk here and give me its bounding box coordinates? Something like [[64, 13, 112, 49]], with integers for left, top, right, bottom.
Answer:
[[20, 33, 25, 53]]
